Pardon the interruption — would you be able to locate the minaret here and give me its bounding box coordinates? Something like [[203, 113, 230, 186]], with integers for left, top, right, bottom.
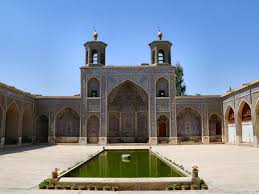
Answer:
[[149, 30, 172, 66], [84, 30, 107, 66]]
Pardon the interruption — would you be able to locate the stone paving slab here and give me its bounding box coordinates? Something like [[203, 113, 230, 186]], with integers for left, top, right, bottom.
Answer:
[[0, 144, 259, 194]]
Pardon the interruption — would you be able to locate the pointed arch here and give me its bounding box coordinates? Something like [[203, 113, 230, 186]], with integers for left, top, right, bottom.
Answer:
[[22, 107, 33, 143], [87, 77, 100, 97], [36, 114, 49, 143], [55, 107, 80, 143], [156, 77, 169, 97], [87, 115, 99, 144], [209, 114, 222, 142], [5, 102, 19, 145], [157, 115, 169, 143], [107, 80, 148, 143], [177, 107, 202, 143], [224, 105, 236, 143], [237, 100, 253, 143]]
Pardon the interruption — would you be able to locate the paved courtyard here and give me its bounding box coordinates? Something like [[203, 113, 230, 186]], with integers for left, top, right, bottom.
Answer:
[[0, 144, 259, 194]]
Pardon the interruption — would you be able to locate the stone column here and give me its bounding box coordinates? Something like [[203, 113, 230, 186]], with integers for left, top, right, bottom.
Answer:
[[169, 73, 177, 144], [202, 104, 210, 144], [149, 75, 157, 145], [48, 108, 56, 145], [235, 111, 241, 145], [18, 116, 22, 145], [252, 106, 258, 146], [79, 75, 87, 144], [99, 75, 107, 145], [32, 104, 36, 144]]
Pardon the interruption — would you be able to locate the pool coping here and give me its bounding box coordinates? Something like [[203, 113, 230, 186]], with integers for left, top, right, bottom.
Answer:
[[58, 147, 192, 187]]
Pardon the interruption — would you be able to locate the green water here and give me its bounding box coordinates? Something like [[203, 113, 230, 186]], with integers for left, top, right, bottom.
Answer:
[[64, 150, 184, 178]]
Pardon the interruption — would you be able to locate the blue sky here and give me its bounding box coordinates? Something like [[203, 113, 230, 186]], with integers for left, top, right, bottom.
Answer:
[[0, 0, 258, 96]]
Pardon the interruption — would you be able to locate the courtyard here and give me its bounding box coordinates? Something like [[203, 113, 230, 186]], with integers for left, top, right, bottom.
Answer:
[[0, 144, 259, 194]]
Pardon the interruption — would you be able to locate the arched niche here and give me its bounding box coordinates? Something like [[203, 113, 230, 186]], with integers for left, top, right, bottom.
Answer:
[[22, 108, 33, 143], [238, 101, 253, 143], [157, 115, 169, 143], [209, 114, 222, 142], [5, 103, 19, 145], [137, 113, 148, 143], [55, 107, 80, 143], [225, 106, 236, 143], [87, 77, 100, 97], [177, 107, 202, 143], [87, 115, 99, 144], [36, 114, 49, 143], [107, 80, 148, 143], [156, 77, 169, 97]]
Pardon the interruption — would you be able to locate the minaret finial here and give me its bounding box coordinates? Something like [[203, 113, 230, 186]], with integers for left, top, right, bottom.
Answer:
[[93, 27, 98, 40], [157, 27, 162, 40]]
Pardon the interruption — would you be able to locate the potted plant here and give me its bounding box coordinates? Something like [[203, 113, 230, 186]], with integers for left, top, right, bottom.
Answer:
[[52, 168, 59, 178], [192, 165, 199, 178]]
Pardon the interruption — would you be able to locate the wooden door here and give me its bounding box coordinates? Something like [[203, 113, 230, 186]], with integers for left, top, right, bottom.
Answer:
[[159, 123, 167, 137]]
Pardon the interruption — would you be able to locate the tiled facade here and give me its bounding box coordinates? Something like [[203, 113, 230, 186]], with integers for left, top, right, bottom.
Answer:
[[0, 32, 258, 148]]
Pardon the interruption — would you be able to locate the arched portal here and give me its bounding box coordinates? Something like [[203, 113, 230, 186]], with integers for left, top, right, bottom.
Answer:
[[22, 108, 33, 143], [177, 107, 202, 143], [157, 115, 169, 143], [209, 114, 222, 142], [36, 114, 49, 143], [238, 102, 253, 143], [87, 115, 99, 143], [5, 103, 19, 145], [225, 106, 236, 143], [55, 107, 80, 143], [107, 81, 148, 143]]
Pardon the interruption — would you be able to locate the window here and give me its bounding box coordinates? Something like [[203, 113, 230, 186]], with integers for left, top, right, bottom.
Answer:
[[158, 49, 164, 63], [91, 49, 98, 64]]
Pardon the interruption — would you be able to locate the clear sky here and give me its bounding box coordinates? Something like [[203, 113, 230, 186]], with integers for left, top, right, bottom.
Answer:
[[0, 0, 258, 96]]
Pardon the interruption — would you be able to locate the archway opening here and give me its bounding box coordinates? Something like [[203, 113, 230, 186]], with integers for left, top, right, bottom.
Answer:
[[107, 81, 148, 143], [177, 108, 202, 143], [5, 103, 19, 145], [55, 107, 80, 143], [156, 77, 169, 97], [22, 108, 33, 143], [238, 102, 253, 143], [157, 115, 169, 143], [87, 115, 99, 144], [158, 49, 164, 63], [36, 114, 49, 143], [225, 107, 236, 143], [209, 114, 222, 142], [87, 77, 100, 97]]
